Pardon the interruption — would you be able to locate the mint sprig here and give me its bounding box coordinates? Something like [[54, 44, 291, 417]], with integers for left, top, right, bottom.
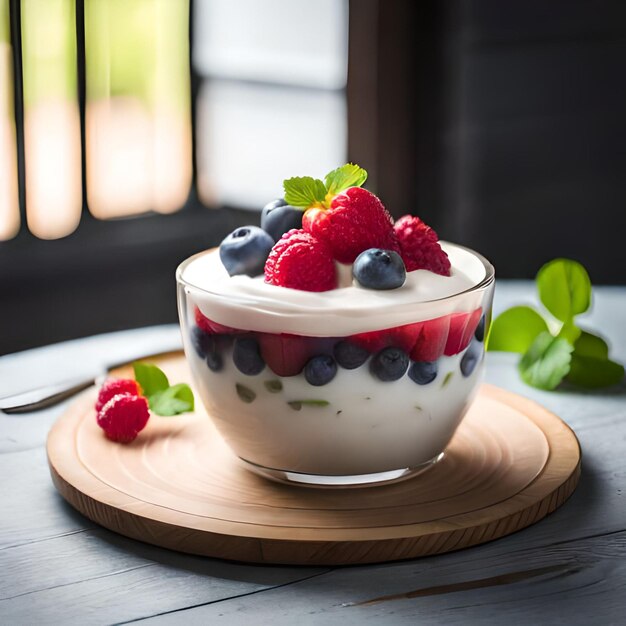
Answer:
[[488, 258, 624, 390], [282, 163, 368, 209], [133, 362, 194, 416]]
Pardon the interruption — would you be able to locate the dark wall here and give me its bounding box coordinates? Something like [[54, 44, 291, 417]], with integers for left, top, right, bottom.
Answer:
[[422, 0, 626, 283]]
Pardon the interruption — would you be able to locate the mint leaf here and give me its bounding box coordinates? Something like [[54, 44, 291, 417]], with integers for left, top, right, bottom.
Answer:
[[537, 258, 591, 322], [573, 330, 609, 359], [324, 163, 367, 196], [557, 320, 581, 344], [487, 306, 549, 353], [518, 332, 574, 390], [133, 362, 169, 397], [565, 330, 624, 388], [283, 176, 326, 208], [567, 355, 624, 388], [149, 384, 194, 416]]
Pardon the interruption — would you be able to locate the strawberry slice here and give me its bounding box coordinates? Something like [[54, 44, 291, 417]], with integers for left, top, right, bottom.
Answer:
[[411, 317, 450, 361], [444, 308, 482, 356], [258, 333, 337, 377], [194, 307, 243, 335]]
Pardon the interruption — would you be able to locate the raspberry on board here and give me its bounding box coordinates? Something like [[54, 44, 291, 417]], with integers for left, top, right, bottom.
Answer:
[[95, 378, 141, 413], [96, 393, 150, 443]]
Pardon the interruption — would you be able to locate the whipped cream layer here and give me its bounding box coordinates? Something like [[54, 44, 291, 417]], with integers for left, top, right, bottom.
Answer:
[[179, 242, 491, 336]]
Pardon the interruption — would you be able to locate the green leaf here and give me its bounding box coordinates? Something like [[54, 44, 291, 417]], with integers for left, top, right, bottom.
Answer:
[[536, 258, 591, 322], [557, 320, 581, 344], [573, 330, 609, 359], [487, 306, 549, 353], [441, 372, 454, 388], [283, 176, 326, 208], [565, 330, 624, 388], [149, 383, 195, 416], [324, 163, 367, 196], [518, 332, 574, 390], [133, 362, 169, 397]]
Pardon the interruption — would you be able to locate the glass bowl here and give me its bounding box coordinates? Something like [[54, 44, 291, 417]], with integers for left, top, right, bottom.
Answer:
[[176, 243, 495, 487]]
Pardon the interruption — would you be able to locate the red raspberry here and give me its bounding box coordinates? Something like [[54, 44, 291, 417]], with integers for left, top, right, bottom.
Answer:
[[302, 187, 399, 264], [95, 378, 141, 413], [97, 393, 150, 443], [394, 215, 451, 276], [264, 229, 337, 291]]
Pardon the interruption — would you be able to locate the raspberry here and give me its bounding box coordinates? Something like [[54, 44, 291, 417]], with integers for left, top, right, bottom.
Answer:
[[95, 378, 141, 413], [394, 215, 451, 276], [303, 187, 399, 264], [97, 393, 150, 443], [264, 229, 337, 291]]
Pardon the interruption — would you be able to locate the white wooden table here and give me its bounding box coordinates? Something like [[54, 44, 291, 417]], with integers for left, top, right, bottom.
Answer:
[[1, 282, 625, 625]]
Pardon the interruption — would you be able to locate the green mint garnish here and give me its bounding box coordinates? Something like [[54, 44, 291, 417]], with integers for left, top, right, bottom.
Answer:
[[236, 383, 256, 404], [518, 332, 574, 390], [488, 258, 624, 390], [264, 380, 283, 393], [324, 163, 367, 197], [283, 176, 327, 208], [133, 362, 194, 416], [488, 306, 549, 354], [288, 400, 330, 411], [283, 163, 368, 209]]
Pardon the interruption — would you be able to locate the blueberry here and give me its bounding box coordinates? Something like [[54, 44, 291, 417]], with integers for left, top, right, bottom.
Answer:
[[191, 326, 211, 358], [219, 226, 274, 277], [304, 355, 337, 386], [233, 337, 265, 375], [460, 341, 483, 377], [261, 199, 303, 241], [475, 315, 486, 342], [370, 347, 409, 381], [353, 248, 406, 290], [408, 361, 438, 385], [334, 341, 369, 369], [206, 351, 223, 372]]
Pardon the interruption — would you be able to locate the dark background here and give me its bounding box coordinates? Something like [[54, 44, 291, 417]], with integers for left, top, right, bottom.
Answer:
[[1, 0, 625, 355]]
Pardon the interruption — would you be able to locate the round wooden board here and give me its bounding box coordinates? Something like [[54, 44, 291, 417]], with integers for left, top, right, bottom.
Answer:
[[47, 352, 581, 566]]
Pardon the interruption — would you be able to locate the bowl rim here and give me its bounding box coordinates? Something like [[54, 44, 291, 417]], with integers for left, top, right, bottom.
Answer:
[[175, 241, 495, 305]]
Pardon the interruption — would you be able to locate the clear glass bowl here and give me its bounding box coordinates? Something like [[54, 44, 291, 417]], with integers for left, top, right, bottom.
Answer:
[[176, 243, 495, 487]]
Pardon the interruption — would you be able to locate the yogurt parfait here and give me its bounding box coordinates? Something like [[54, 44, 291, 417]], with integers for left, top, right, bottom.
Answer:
[[177, 164, 494, 486]]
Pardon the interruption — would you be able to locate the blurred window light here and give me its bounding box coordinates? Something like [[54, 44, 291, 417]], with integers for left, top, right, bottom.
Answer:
[[85, 0, 192, 219], [0, 0, 19, 241], [21, 0, 81, 240], [193, 0, 348, 209]]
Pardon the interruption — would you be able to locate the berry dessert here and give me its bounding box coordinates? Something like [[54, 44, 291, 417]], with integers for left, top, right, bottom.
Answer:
[[177, 164, 494, 486]]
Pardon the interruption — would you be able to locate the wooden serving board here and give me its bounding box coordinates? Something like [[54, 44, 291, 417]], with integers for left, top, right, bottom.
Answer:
[[47, 352, 581, 566]]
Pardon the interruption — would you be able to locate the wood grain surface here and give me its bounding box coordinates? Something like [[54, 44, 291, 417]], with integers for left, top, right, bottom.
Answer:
[[46, 353, 581, 566]]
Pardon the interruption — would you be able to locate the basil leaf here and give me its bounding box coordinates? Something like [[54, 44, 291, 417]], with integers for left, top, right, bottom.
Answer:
[[133, 362, 169, 397], [537, 259, 591, 322], [487, 306, 549, 353], [518, 332, 573, 390], [149, 383, 194, 416]]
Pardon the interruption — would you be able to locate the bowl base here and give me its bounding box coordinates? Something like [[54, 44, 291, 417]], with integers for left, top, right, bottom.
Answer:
[[237, 452, 445, 488]]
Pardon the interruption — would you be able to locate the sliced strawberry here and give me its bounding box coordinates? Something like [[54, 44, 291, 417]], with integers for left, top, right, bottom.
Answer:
[[411, 316, 450, 362], [257, 333, 325, 377], [349, 329, 390, 353], [444, 308, 482, 356], [194, 307, 243, 335]]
